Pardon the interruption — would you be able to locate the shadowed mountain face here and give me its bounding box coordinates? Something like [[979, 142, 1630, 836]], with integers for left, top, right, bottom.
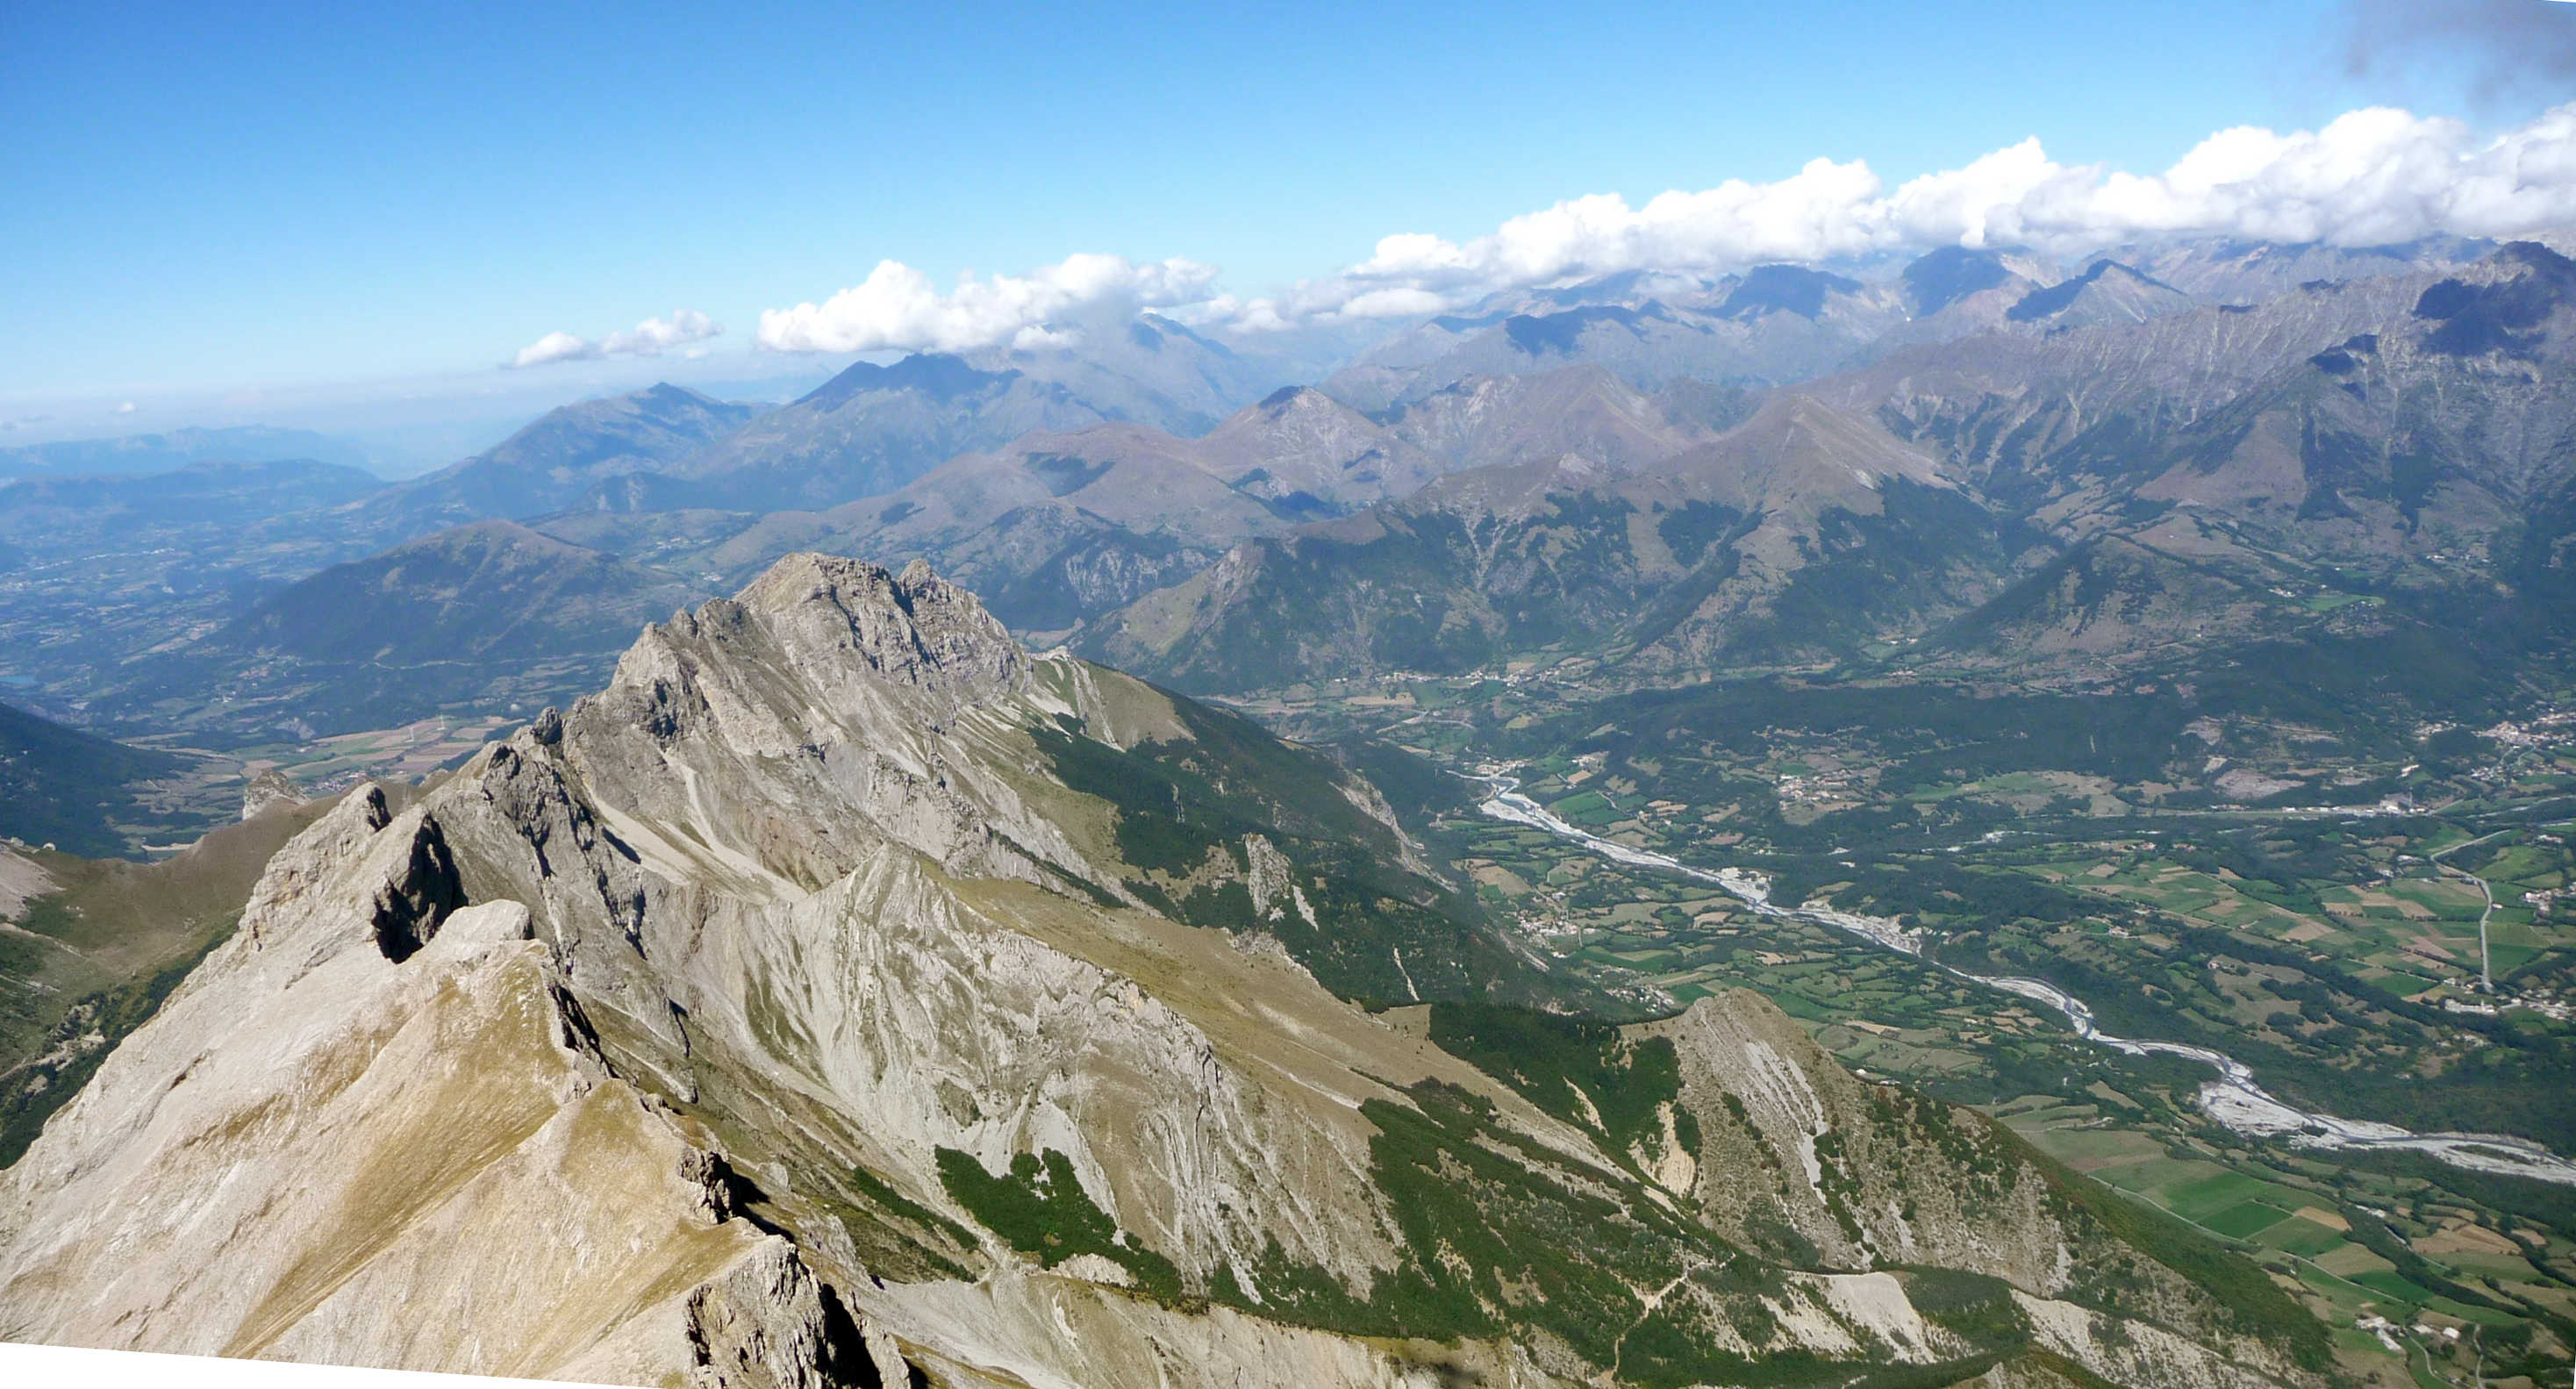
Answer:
[[1718, 264, 1865, 319], [0, 555, 2336, 1388], [2003, 260, 2193, 327], [0, 704, 190, 858], [1902, 247, 2015, 316]]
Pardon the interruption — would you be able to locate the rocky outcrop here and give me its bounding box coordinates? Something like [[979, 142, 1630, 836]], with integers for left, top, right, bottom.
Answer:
[[240, 768, 302, 821], [0, 789, 850, 1385], [1652, 991, 2320, 1387], [1649, 989, 2074, 1281]]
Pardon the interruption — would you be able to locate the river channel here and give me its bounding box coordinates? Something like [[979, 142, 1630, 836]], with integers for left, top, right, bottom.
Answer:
[[1478, 777, 2576, 1187]]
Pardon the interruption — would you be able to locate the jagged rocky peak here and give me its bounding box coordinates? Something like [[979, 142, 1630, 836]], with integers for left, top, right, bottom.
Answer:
[[741, 553, 1027, 698], [2407, 239, 2575, 360], [540, 551, 1080, 898], [239, 767, 302, 821], [608, 553, 1031, 740]]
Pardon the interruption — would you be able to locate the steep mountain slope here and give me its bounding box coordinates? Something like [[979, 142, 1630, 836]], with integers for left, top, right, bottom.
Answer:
[[348, 383, 763, 539], [1878, 241, 2576, 679], [1386, 365, 1721, 476], [0, 556, 2331, 1388], [103, 520, 712, 741], [1186, 383, 1441, 507], [0, 793, 338, 1163]]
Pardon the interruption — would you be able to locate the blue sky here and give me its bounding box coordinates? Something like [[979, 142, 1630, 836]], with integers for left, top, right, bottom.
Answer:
[[2, 0, 2568, 415]]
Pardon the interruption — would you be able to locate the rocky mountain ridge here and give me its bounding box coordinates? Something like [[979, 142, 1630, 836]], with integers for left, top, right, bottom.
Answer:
[[634, 365, 1721, 639], [0, 555, 2330, 1387], [1088, 242, 2576, 699]]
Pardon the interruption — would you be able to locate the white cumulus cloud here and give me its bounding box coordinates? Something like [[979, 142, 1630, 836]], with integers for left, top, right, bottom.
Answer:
[[755, 254, 1219, 354], [1262, 102, 2576, 321], [510, 310, 721, 369], [748, 104, 2576, 345]]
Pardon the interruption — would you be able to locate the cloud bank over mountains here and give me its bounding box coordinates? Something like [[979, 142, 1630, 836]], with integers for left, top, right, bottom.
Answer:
[[512, 309, 722, 369], [1251, 101, 2576, 324], [672, 100, 2576, 362], [754, 255, 1217, 354]]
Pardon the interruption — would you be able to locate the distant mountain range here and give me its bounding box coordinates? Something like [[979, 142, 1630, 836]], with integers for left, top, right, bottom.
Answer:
[[1092, 240, 2576, 716], [663, 365, 1723, 635], [1316, 237, 2497, 414], [0, 425, 376, 480], [346, 383, 762, 539], [104, 519, 712, 741], [3, 232, 2557, 753]]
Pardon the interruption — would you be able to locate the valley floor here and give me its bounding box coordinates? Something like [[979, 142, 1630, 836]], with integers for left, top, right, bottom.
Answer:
[[1245, 669, 2576, 1389]]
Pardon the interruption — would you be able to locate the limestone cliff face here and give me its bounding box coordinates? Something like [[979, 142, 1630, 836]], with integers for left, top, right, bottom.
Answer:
[[1651, 990, 2076, 1280], [0, 557, 2330, 1388], [0, 789, 849, 1386], [1648, 992, 2316, 1388], [428, 557, 1424, 1294]]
